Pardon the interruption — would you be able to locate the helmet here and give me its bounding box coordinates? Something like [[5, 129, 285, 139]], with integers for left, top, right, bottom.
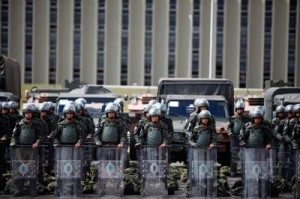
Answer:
[[39, 102, 50, 112], [285, 104, 294, 113], [104, 102, 118, 113], [8, 101, 18, 109], [1, 102, 9, 110], [63, 103, 76, 114], [22, 103, 35, 113], [148, 107, 161, 117], [198, 110, 212, 120], [234, 100, 245, 110], [293, 104, 300, 113], [114, 98, 125, 108], [75, 98, 87, 106], [193, 98, 201, 108], [250, 108, 263, 119], [143, 104, 152, 113], [275, 105, 286, 113], [196, 98, 209, 109], [153, 103, 167, 113], [148, 99, 158, 106], [75, 101, 85, 111], [47, 101, 56, 111]]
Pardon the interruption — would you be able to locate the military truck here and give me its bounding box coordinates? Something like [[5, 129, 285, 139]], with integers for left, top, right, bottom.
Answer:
[[156, 78, 234, 165], [264, 87, 300, 121], [0, 55, 21, 103]]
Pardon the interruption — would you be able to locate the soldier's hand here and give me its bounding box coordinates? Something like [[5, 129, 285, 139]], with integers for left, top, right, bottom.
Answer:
[[135, 143, 142, 148], [284, 136, 291, 142], [75, 143, 81, 149], [32, 143, 38, 149], [53, 143, 60, 148], [239, 141, 246, 147], [117, 143, 123, 149], [1, 136, 6, 141], [265, 144, 272, 150], [190, 143, 199, 148], [277, 135, 283, 141], [159, 143, 166, 149], [208, 144, 215, 150]]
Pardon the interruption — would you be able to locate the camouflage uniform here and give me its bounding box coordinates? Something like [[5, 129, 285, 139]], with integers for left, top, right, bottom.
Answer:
[[10, 104, 42, 197], [227, 101, 250, 176], [53, 103, 85, 197], [94, 103, 127, 146], [239, 108, 272, 198]]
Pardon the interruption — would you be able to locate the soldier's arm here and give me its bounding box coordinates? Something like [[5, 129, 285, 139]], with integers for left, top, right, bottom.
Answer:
[[53, 123, 62, 145], [10, 122, 21, 145], [227, 118, 234, 136], [239, 123, 249, 146], [77, 124, 85, 145], [119, 122, 128, 145], [162, 125, 169, 145], [94, 119, 103, 145], [211, 128, 218, 146]]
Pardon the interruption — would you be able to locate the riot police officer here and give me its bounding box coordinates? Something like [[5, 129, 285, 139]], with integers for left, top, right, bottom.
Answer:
[[137, 107, 168, 148], [10, 103, 42, 197], [227, 100, 250, 176], [188, 110, 217, 149], [53, 103, 84, 196], [94, 102, 127, 148], [184, 98, 216, 132]]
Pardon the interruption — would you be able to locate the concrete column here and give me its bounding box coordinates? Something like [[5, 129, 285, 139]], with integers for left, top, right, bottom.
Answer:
[[246, 0, 265, 88], [32, 0, 50, 84], [223, 0, 241, 87], [295, 1, 300, 86], [56, 0, 74, 85], [80, 0, 98, 84], [270, 0, 289, 82], [199, 0, 217, 78], [104, 0, 122, 85], [8, 0, 26, 84], [128, 0, 145, 86], [175, 0, 192, 78], [151, 0, 169, 85]]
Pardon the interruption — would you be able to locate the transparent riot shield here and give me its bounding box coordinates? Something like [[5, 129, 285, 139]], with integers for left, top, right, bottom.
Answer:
[[11, 145, 38, 195], [140, 146, 169, 198], [296, 149, 300, 198], [55, 145, 83, 196], [242, 148, 274, 199], [187, 147, 217, 198], [96, 145, 126, 197]]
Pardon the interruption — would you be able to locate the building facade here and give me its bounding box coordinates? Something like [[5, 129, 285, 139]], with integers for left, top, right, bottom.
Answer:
[[0, 0, 299, 88]]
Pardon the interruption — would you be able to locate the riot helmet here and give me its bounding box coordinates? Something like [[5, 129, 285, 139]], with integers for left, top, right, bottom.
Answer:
[[8, 101, 18, 109], [22, 103, 35, 113], [275, 105, 286, 114], [75, 98, 87, 106], [39, 102, 50, 112], [1, 102, 9, 110], [234, 100, 245, 110], [198, 110, 212, 120], [285, 104, 294, 114], [293, 104, 300, 113], [114, 98, 125, 108], [148, 107, 161, 117]]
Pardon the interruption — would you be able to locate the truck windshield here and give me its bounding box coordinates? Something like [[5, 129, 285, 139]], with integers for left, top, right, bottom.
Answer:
[[56, 97, 116, 117], [166, 99, 227, 118]]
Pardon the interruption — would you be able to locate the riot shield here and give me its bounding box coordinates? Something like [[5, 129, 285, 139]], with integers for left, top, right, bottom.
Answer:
[[242, 148, 274, 199], [11, 145, 38, 195], [140, 146, 169, 198], [296, 149, 300, 198], [96, 146, 126, 197], [187, 147, 217, 198], [55, 145, 83, 196]]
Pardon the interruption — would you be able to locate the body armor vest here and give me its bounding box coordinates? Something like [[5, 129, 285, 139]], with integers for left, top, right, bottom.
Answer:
[[233, 117, 244, 135], [247, 128, 264, 147], [196, 128, 212, 147], [146, 125, 163, 146], [60, 125, 77, 144], [102, 123, 118, 143], [19, 125, 36, 145]]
